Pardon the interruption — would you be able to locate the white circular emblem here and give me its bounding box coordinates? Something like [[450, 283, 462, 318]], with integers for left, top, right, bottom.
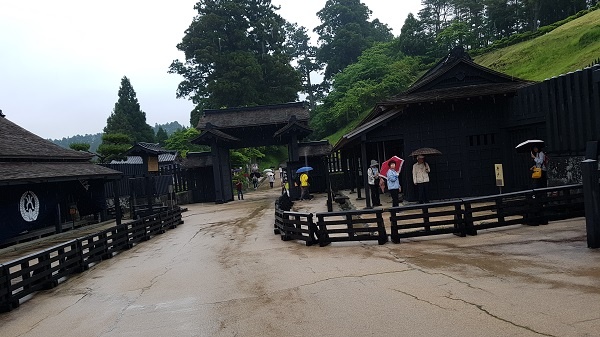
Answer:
[[20, 191, 40, 222]]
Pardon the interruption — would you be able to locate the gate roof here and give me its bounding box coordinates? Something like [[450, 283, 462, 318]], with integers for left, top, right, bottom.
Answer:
[[193, 102, 311, 147]]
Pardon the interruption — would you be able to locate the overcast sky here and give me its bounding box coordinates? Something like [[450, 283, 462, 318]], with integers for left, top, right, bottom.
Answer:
[[0, 0, 421, 140]]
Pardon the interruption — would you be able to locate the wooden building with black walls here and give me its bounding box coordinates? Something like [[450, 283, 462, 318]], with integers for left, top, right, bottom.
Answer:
[[192, 102, 311, 203], [334, 47, 535, 207], [336, 48, 600, 208], [0, 115, 121, 244]]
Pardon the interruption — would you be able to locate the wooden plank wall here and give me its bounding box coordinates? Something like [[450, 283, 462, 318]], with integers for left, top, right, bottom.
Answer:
[[511, 65, 600, 156]]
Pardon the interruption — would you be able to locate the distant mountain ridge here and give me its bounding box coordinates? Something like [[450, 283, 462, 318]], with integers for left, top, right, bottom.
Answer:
[[50, 121, 185, 152]]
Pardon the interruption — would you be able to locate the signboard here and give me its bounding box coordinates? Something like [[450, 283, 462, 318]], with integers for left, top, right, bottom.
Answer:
[[495, 164, 504, 187], [148, 156, 159, 172]]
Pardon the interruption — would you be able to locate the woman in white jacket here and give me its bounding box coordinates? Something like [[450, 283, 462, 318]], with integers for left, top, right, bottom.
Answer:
[[412, 155, 430, 204]]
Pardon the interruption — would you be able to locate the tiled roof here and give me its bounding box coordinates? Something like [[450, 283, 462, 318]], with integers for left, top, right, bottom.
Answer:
[[381, 82, 533, 106], [0, 162, 121, 185], [110, 153, 178, 165], [125, 142, 175, 156], [0, 116, 92, 161], [197, 102, 309, 129]]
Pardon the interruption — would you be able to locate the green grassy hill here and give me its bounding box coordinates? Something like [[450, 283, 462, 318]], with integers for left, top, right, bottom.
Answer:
[[475, 9, 600, 81]]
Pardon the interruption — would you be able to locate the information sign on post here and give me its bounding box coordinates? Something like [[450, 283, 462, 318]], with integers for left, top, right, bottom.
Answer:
[[495, 164, 504, 193]]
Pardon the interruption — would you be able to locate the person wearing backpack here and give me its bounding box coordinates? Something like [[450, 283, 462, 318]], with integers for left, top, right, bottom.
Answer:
[[531, 145, 548, 188]]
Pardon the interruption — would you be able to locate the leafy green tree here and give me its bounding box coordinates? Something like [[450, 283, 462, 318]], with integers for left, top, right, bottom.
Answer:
[[169, 0, 301, 111], [97, 133, 132, 163], [155, 127, 168, 146], [230, 148, 266, 168], [164, 127, 206, 158], [314, 0, 393, 81], [310, 41, 420, 138], [104, 76, 155, 143], [69, 142, 91, 152]]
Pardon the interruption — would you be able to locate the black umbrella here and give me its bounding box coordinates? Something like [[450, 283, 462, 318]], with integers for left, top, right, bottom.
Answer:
[[409, 147, 442, 157], [515, 139, 544, 153]]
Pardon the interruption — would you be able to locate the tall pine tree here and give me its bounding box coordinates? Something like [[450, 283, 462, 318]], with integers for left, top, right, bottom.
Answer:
[[104, 76, 155, 143]]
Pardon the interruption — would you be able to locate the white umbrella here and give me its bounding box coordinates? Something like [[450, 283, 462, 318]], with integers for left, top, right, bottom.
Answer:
[[515, 139, 544, 153]]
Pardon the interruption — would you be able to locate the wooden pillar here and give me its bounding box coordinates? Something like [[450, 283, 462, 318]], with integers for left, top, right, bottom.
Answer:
[[348, 150, 356, 194], [112, 180, 122, 226], [145, 175, 153, 211], [324, 156, 333, 212], [55, 203, 62, 234], [355, 150, 363, 200], [361, 136, 371, 208], [288, 134, 299, 162], [211, 139, 224, 204], [583, 159, 600, 248]]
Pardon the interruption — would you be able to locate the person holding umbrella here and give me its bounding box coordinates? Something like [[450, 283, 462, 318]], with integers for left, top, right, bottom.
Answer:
[[386, 161, 401, 207], [531, 145, 548, 188], [412, 155, 431, 204], [296, 166, 313, 200], [380, 156, 404, 207]]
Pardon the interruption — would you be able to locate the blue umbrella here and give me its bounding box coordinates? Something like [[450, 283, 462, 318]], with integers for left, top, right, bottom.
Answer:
[[296, 166, 313, 173]]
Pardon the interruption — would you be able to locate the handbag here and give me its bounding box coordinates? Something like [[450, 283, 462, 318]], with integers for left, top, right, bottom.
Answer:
[[532, 167, 542, 179]]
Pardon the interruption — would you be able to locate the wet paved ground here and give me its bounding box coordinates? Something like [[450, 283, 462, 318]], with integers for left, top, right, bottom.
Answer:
[[1, 185, 600, 337]]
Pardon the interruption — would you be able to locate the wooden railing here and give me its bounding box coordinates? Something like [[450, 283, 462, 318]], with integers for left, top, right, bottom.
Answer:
[[316, 209, 388, 246], [389, 200, 464, 244], [463, 184, 584, 235], [274, 184, 584, 247], [274, 209, 318, 246], [0, 208, 183, 312]]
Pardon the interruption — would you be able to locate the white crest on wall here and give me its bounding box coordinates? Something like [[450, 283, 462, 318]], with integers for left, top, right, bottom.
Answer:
[[20, 191, 40, 222]]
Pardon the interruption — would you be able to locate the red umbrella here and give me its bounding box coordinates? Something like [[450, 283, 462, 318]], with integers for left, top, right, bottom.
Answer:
[[380, 156, 405, 177]]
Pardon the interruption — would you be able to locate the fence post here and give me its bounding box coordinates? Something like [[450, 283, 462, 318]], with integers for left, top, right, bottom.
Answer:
[[582, 159, 600, 248], [423, 207, 430, 232], [307, 213, 319, 246], [390, 208, 400, 244], [454, 202, 466, 237], [463, 201, 477, 235], [281, 212, 292, 241], [346, 213, 354, 237], [274, 208, 281, 235], [0, 264, 11, 312], [317, 214, 330, 247], [496, 196, 505, 225], [376, 211, 387, 245]]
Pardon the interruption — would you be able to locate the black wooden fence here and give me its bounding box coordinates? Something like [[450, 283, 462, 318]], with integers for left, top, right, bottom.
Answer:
[[274, 209, 318, 246], [389, 200, 464, 244], [274, 184, 583, 246], [316, 209, 388, 246], [100, 163, 189, 198], [0, 208, 183, 312]]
